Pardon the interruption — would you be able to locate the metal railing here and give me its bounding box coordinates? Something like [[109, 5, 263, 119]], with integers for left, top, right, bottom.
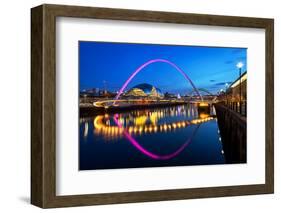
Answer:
[[222, 101, 247, 117]]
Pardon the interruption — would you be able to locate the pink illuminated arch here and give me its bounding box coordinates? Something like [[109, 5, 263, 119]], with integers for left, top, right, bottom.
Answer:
[[114, 59, 203, 101]]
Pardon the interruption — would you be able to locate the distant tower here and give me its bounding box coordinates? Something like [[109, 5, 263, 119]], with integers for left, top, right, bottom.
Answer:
[[103, 80, 107, 94]]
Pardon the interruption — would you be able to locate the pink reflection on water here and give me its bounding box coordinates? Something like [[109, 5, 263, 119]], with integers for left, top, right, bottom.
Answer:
[[113, 114, 200, 160]]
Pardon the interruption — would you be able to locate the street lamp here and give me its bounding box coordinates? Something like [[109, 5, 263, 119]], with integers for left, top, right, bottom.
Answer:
[[225, 83, 229, 106], [236, 62, 244, 114], [225, 83, 229, 88]]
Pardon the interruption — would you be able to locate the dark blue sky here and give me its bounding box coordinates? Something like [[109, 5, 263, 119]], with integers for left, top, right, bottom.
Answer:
[[79, 41, 247, 95]]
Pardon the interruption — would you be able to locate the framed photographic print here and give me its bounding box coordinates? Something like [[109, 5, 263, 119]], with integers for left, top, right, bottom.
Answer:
[[31, 4, 274, 208]]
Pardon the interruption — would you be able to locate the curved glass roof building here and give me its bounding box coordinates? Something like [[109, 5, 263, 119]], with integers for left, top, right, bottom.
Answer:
[[126, 83, 163, 98]]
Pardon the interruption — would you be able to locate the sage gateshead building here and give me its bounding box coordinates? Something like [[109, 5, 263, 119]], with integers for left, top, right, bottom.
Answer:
[[125, 83, 164, 98]]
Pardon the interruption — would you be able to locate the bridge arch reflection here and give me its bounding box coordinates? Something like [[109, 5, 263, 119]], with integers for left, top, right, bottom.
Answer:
[[113, 114, 201, 160]]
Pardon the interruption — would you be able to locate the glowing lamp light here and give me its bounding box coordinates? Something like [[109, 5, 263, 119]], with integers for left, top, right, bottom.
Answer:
[[199, 113, 209, 119], [199, 102, 208, 107], [236, 62, 244, 69]]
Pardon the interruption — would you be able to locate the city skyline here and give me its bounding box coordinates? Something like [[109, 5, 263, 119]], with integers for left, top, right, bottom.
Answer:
[[79, 41, 247, 95]]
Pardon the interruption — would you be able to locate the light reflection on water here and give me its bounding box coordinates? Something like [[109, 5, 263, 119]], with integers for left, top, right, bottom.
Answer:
[[79, 104, 225, 170], [81, 104, 216, 139]]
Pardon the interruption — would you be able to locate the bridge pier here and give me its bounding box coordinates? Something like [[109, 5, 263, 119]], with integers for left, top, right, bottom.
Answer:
[[215, 103, 246, 163], [197, 102, 211, 118]]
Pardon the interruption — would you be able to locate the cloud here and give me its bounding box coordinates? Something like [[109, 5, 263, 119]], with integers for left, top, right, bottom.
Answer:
[[214, 81, 232, 86], [209, 79, 216, 82]]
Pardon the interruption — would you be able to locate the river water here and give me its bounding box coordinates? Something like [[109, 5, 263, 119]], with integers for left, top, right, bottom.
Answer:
[[79, 104, 226, 170]]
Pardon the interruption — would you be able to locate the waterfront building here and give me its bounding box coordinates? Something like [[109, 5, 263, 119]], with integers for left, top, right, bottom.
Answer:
[[125, 83, 164, 98], [226, 71, 247, 102], [218, 71, 247, 115]]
